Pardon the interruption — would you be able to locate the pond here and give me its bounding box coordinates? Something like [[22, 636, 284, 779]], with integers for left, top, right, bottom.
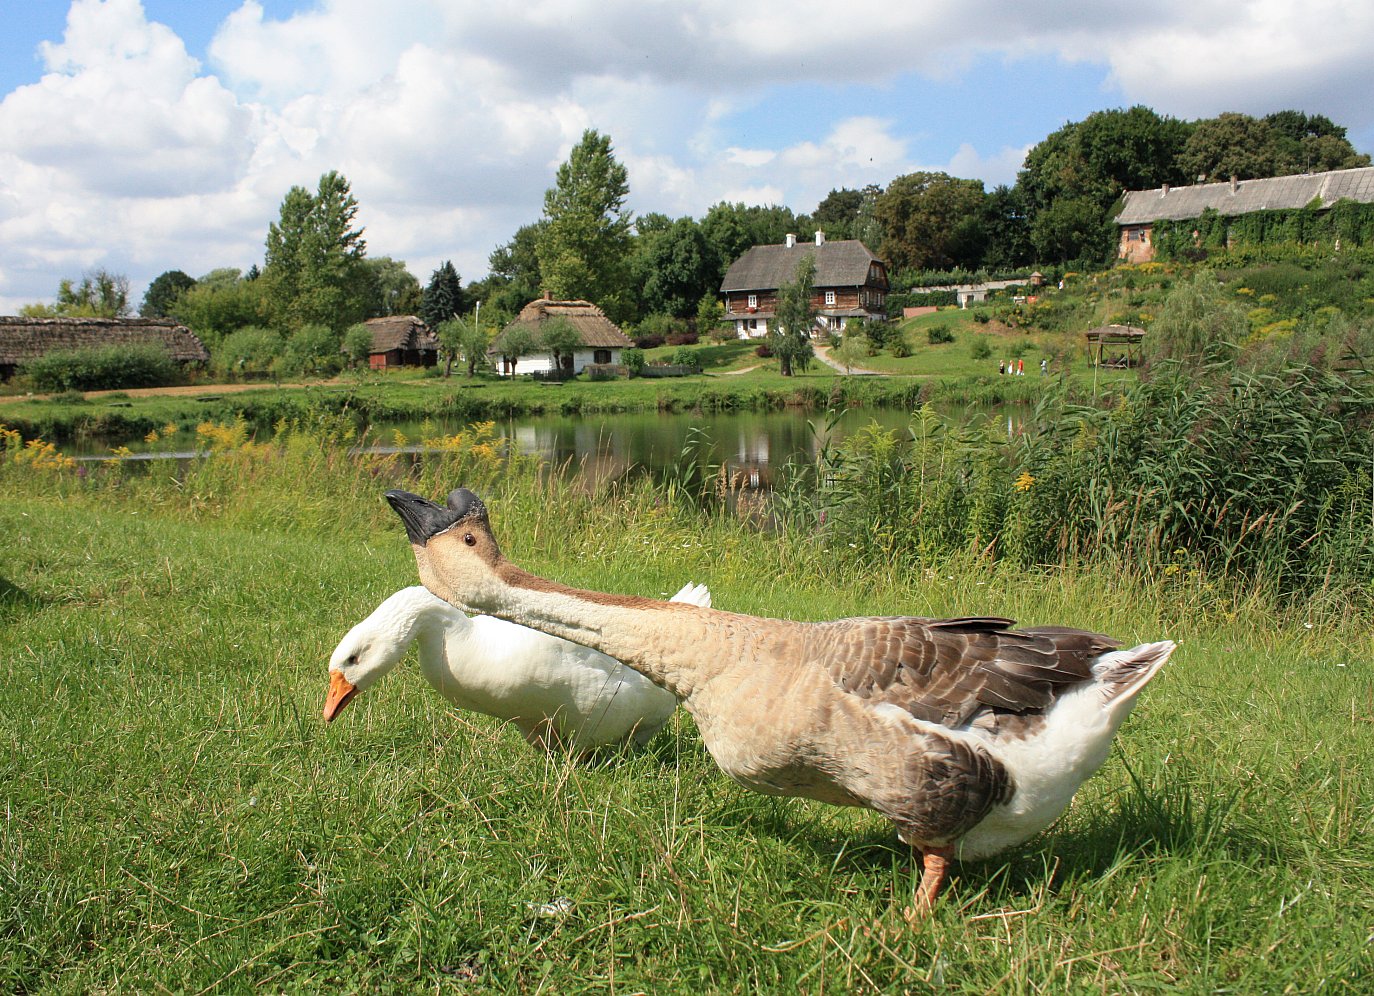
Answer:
[[72, 405, 1017, 491]]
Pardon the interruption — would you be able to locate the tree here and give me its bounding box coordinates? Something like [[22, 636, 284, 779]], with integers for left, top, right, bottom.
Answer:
[[1018, 106, 1192, 214], [279, 323, 342, 377], [813, 188, 864, 240], [874, 172, 988, 272], [140, 270, 196, 318], [167, 270, 269, 349], [435, 314, 490, 378], [420, 261, 466, 330], [981, 185, 1033, 270], [1176, 112, 1278, 182], [483, 222, 545, 314], [362, 257, 422, 317], [695, 292, 728, 342], [342, 323, 374, 368], [23, 268, 132, 318], [636, 216, 714, 318], [262, 170, 373, 332], [539, 317, 583, 376], [214, 326, 283, 379], [535, 130, 634, 320], [771, 257, 817, 376], [1031, 196, 1114, 264], [1143, 270, 1246, 369], [1264, 110, 1371, 174], [495, 324, 535, 376]]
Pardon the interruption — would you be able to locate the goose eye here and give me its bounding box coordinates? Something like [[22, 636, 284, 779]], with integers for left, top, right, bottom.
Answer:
[[463, 533, 476, 546], [347, 653, 358, 664]]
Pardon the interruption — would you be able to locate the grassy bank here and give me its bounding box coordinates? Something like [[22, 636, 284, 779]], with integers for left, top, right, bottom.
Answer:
[[0, 365, 1068, 448], [2, 431, 1371, 991]]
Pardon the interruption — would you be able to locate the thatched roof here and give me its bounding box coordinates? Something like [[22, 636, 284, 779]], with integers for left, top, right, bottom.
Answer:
[[1116, 166, 1374, 225], [490, 298, 633, 353], [0, 316, 210, 365], [720, 239, 884, 293], [364, 315, 437, 354]]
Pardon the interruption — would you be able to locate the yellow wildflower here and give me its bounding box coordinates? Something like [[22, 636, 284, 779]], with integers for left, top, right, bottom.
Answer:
[[1014, 471, 1035, 493]]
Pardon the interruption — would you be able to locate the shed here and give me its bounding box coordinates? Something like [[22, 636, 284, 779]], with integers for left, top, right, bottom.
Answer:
[[0, 316, 210, 381], [362, 315, 438, 370]]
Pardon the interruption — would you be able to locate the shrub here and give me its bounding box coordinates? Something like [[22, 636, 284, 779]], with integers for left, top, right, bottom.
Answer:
[[621, 347, 645, 374], [890, 334, 912, 358], [23, 343, 180, 392], [969, 336, 992, 360], [215, 326, 284, 378], [926, 325, 954, 345], [755, 343, 774, 358], [671, 345, 699, 367], [633, 332, 666, 349]]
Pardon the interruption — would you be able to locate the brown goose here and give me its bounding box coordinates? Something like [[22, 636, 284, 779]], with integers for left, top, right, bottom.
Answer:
[[385, 488, 1175, 915]]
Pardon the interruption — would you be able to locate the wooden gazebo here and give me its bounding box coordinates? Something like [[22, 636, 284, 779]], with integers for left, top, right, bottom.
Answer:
[[1084, 324, 1145, 368]]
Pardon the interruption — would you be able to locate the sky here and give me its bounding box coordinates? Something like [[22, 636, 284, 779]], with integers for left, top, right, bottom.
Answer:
[[2, 0, 1374, 313]]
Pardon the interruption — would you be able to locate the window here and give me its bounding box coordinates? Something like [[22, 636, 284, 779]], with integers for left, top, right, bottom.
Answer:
[[594, 349, 611, 364], [824, 290, 836, 306], [747, 294, 757, 308]]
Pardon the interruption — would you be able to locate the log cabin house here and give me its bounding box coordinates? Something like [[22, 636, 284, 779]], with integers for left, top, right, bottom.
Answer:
[[0, 316, 209, 381], [719, 232, 888, 339]]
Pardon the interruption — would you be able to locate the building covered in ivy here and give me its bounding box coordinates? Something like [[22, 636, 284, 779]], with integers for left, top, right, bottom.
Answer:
[[1115, 166, 1374, 263]]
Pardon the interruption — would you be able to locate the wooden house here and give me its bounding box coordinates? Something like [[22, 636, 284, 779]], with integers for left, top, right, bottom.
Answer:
[[362, 315, 438, 370], [1115, 166, 1374, 263], [0, 316, 209, 381], [719, 232, 888, 339], [489, 296, 633, 376]]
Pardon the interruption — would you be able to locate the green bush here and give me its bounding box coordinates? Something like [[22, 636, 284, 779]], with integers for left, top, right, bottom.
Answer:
[[671, 346, 699, 367], [22, 343, 181, 392], [621, 347, 645, 374], [890, 334, 912, 357], [969, 336, 992, 360], [926, 324, 954, 345], [214, 326, 284, 378]]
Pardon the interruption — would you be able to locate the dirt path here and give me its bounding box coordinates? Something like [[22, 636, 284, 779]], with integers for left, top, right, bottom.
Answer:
[[812, 345, 883, 376]]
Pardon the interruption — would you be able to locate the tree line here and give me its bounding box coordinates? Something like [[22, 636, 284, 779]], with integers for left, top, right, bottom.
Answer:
[[19, 105, 1369, 378]]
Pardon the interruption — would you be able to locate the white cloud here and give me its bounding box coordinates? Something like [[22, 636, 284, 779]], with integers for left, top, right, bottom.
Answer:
[[2, 0, 1374, 313]]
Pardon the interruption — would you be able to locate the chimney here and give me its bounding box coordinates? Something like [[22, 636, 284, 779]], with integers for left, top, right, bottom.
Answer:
[[815, 230, 825, 246], [785, 233, 796, 248], [1229, 176, 1238, 194], [543, 289, 553, 301], [1160, 183, 1170, 197]]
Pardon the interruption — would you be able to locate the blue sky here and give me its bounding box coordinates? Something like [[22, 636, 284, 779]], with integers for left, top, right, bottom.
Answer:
[[2, 0, 1373, 311]]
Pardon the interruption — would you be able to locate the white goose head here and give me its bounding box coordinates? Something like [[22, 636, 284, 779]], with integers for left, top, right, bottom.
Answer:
[[323, 586, 457, 721]]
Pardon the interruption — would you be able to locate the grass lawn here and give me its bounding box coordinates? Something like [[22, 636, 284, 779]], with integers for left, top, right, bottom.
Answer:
[[2, 443, 1371, 992]]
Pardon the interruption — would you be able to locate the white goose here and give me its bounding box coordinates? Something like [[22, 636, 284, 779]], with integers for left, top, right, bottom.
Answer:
[[323, 581, 709, 751], [385, 488, 1176, 918]]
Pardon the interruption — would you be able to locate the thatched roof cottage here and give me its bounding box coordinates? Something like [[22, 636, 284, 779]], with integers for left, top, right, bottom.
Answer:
[[0, 316, 210, 381], [489, 297, 633, 376], [362, 315, 438, 370]]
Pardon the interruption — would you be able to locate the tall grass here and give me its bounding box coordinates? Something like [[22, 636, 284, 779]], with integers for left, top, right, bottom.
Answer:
[[2, 418, 1372, 991], [773, 355, 1374, 609]]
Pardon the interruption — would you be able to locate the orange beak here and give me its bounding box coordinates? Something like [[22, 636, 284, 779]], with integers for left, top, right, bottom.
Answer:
[[323, 670, 359, 722]]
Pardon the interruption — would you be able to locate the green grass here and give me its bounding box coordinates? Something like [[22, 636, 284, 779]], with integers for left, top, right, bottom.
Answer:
[[2, 445, 1372, 992]]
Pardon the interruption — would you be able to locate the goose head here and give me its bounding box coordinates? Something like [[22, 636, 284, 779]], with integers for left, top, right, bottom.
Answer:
[[323, 586, 451, 722], [384, 488, 507, 611]]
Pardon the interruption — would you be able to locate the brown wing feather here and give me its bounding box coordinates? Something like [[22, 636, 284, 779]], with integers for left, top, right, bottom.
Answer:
[[818, 616, 1122, 728]]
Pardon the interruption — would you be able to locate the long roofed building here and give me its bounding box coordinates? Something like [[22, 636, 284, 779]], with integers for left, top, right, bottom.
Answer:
[[0, 316, 210, 381]]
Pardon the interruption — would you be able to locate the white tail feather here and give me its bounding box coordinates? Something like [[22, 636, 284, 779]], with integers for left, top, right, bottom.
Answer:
[[1094, 640, 1175, 716], [669, 582, 712, 608]]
